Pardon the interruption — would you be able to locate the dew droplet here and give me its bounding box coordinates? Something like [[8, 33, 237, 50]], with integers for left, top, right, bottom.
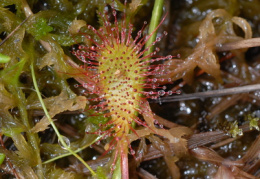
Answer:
[[158, 90, 165, 96], [82, 83, 88, 88], [74, 84, 79, 88], [90, 46, 95, 51], [152, 78, 157, 83], [168, 90, 173, 95], [176, 90, 181, 94], [112, 10, 117, 16], [110, 164, 116, 171], [130, 149, 135, 155], [58, 135, 71, 149], [163, 31, 168, 36]]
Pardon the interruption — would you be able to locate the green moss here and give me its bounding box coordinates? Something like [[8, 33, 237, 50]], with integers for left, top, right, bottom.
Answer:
[[28, 18, 53, 40], [0, 0, 259, 178], [228, 121, 243, 138], [0, 53, 10, 63], [245, 114, 260, 131], [0, 153, 5, 165]]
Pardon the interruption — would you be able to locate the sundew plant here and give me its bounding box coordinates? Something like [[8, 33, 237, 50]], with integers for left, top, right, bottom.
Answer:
[[0, 0, 260, 179]]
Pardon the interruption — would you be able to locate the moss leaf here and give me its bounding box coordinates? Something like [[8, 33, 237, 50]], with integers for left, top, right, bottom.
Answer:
[[28, 18, 53, 40], [31, 91, 87, 133]]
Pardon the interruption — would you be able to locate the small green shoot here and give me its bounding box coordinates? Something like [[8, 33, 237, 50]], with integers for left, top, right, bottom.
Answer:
[[229, 121, 243, 138], [144, 0, 164, 58], [0, 53, 10, 63], [29, 18, 53, 40], [245, 114, 259, 131], [0, 153, 5, 165]]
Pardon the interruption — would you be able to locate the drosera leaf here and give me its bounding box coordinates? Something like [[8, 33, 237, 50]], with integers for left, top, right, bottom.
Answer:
[[28, 18, 53, 40], [87, 109, 110, 126], [0, 153, 5, 165], [0, 53, 10, 63]]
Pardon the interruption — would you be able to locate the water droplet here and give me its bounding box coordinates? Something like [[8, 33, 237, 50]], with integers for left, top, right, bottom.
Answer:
[[74, 84, 79, 88], [152, 78, 157, 83], [159, 124, 164, 128], [130, 150, 135, 155], [176, 90, 181, 94], [110, 164, 116, 171], [82, 83, 88, 88], [58, 135, 71, 149], [156, 37, 161, 41], [144, 21, 147, 25], [163, 31, 168, 36], [90, 46, 95, 51], [151, 96, 157, 99], [158, 90, 165, 96], [168, 90, 173, 95], [112, 10, 117, 16]]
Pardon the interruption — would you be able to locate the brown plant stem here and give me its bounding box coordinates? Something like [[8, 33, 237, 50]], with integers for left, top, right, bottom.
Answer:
[[217, 37, 260, 52]]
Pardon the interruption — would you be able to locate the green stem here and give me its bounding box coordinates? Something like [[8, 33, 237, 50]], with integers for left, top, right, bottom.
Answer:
[[144, 0, 164, 58], [30, 64, 96, 176], [43, 134, 105, 164], [16, 88, 44, 179]]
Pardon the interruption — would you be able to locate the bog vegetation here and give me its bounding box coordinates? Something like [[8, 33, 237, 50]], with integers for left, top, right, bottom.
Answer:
[[0, 0, 259, 178]]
